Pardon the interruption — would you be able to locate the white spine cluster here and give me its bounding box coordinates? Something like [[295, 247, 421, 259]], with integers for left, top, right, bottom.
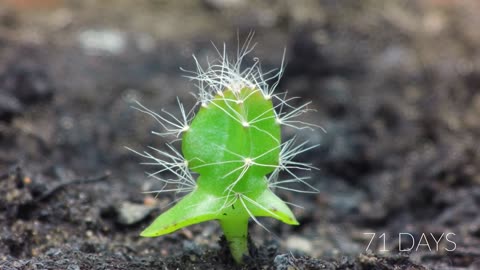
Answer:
[[126, 144, 196, 197], [182, 32, 284, 104], [268, 138, 319, 194]]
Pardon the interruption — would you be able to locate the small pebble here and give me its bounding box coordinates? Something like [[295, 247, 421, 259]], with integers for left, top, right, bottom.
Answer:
[[78, 29, 126, 55], [67, 264, 80, 270], [285, 236, 313, 254], [116, 202, 154, 225]]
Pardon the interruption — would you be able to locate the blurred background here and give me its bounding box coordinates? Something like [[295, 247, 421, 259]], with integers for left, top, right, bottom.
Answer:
[[1, 0, 480, 269]]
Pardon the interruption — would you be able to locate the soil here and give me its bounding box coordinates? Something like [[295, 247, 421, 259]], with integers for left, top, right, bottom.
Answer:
[[1, 0, 480, 269]]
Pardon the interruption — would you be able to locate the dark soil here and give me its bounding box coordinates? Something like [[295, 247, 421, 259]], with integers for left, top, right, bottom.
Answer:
[[1, 0, 480, 269]]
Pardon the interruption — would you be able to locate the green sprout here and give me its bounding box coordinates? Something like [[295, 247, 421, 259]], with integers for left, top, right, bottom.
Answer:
[[130, 37, 319, 263]]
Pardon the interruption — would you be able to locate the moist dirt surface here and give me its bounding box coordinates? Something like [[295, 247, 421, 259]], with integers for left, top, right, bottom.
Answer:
[[1, 1, 480, 269]]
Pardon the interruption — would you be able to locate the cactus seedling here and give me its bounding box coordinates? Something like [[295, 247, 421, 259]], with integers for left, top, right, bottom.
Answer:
[[131, 37, 319, 263]]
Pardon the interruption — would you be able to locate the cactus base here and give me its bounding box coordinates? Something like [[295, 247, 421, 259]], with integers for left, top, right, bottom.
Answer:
[[220, 217, 249, 263]]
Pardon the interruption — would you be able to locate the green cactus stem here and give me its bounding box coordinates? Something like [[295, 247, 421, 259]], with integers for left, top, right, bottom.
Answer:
[[140, 87, 298, 263], [131, 39, 319, 264]]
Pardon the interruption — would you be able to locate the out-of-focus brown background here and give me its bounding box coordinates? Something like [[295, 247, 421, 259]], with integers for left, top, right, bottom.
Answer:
[[1, 0, 480, 269]]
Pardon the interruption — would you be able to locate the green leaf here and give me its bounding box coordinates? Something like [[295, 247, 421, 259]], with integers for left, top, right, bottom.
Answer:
[[140, 188, 223, 237]]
